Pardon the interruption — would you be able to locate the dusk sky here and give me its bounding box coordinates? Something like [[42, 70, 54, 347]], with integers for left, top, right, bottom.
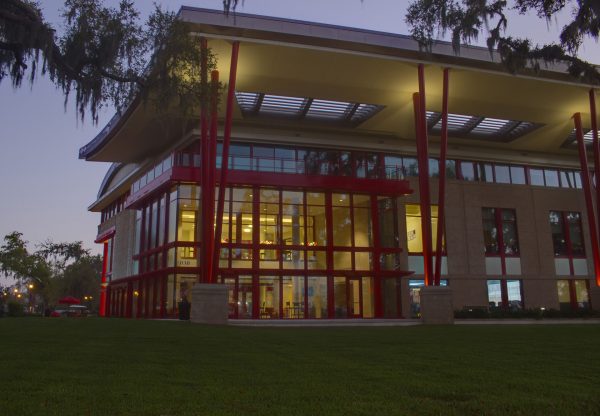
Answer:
[[0, 0, 598, 259]]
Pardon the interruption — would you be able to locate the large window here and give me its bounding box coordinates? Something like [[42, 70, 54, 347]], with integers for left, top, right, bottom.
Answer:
[[487, 279, 523, 310], [549, 211, 585, 276], [405, 204, 445, 254], [550, 211, 584, 257], [482, 208, 519, 256], [557, 279, 589, 311]]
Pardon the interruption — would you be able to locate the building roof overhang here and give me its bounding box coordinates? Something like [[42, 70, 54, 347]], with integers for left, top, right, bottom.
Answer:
[[79, 7, 599, 166]]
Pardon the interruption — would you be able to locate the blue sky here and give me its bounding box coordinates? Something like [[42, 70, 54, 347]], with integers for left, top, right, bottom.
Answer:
[[0, 0, 598, 259]]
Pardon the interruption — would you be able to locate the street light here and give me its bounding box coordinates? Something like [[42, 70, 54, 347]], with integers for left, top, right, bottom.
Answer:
[[28, 284, 34, 290]]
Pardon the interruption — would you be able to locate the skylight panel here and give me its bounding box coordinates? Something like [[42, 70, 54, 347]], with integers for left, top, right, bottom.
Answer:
[[566, 128, 600, 145], [306, 99, 352, 119], [433, 113, 475, 131], [235, 92, 260, 111], [426, 110, 541, 141], [235, 91, 384, 126], [351, 104, 384, 123], [584, 130, 599, 143], [260, 94, 306, 115], [471, 117, 511, 135]]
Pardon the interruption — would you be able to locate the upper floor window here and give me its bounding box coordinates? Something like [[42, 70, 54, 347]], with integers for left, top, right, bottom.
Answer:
[[482, 208, 519, 256], [405, 204, 445, 255], [549, 211, 585, 257]]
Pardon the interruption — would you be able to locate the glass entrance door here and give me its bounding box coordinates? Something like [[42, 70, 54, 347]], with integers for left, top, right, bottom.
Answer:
[[220, 274, 253, 319], [348, 278, 362, 318], [334, 276, 372, 318]]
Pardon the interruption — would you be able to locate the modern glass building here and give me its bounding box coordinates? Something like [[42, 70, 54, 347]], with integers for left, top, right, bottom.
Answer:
[[81, 7, 600, 319]]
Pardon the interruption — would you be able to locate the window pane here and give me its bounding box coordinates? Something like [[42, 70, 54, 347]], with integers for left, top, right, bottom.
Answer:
[[482, 208, 498, 254], [282, 250, 304, 269], [353, 195, 372, 247], [487, 280, 502, 308], [282, 276, 305, 318], [495, 165, 510, 184], [333, 251, 352, 270], [557, 280, 570, 302], [334, 277, 347, 318], [574, 280, 589, 308], [479, 163, 494, 183], [307, 276, 327, 319], [403, 157, 418, 177], [568, 212, 584, 255], [549, 211, 567, 256], [445, 160, 457, 179], [378, 197, 399, 248], [544, 170, 559, 187], [384, 155, 403, 180], [282, 191, 304, 246], [238, 275, 253, 319], [259, 276, 279, 319], [362, 277, 374, 318], [503, 222, 519, 255], [355, 252, 372, 270], [460, 161, 476, 181], [510, 166, 526, 184], [506, 280, 522, 309], [429, 158, 439, 177], [530, 168, 545, 186], [306, 192, 326, 247], [332, 193, 351, 247]]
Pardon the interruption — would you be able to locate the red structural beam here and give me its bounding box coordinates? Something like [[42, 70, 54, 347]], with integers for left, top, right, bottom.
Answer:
[[99, 240, 108, 317], [212, 41, 240, 282], [414, 64, 433, 286], [199, 38, 209, 283], [434, 68, 449, 286], [590, 89, 600, 240], [573, 112, 600, 286], [205, 70, 219, 284]]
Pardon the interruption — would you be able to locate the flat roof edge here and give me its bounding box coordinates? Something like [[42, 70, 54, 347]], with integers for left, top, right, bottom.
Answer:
[[179, 6, 597, 82]]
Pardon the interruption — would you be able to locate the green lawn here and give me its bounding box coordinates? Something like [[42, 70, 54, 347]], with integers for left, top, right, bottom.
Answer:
[[0, 319, 599, 416]]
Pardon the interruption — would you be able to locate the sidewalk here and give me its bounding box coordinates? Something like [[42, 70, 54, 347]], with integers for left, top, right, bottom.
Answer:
[[228, 318, 600, 327]]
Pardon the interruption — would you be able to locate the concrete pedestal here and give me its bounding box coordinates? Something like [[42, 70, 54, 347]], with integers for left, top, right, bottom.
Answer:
[[420, 286, 454, 325], [589, 285, 600, 311], [190, 283, 228, 325]]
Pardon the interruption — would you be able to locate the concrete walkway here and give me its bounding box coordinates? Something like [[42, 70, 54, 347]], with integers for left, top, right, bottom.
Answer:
[[227, 318, 600, 327]]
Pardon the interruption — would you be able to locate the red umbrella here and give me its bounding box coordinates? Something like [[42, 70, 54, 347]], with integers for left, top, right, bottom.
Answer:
[[58, 296, 81, 305]]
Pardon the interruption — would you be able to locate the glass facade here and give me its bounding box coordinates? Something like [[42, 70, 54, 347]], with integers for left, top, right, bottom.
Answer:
[[102, 138, 595, 320]]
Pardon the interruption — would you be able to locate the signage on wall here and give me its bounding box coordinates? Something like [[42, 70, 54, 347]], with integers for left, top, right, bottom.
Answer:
[[177, 259, 197, 267]]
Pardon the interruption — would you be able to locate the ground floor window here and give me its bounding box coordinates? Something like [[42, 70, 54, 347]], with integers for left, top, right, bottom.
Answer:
[[557, 279, 589, 312], [487, 279, 522, 310], [218, 274, 375, 319]]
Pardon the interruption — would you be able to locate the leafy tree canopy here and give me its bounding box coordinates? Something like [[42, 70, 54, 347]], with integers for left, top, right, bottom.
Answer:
[[2, 0, 598, 125], [1, 0, 218, 123], [0, 232, 101, 306], [405, 0, 600, 84]]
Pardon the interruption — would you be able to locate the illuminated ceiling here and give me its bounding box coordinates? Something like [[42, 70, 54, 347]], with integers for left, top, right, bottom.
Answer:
[[80, 7, 598, 164]]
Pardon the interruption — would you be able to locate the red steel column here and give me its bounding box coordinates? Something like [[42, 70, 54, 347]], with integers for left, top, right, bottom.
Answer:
[[99, 241, 108, 317], [413, 64, 433, 286], [205, 70, 219, 283], [199, 38, 209, 283], [590, 89, 600, 240], [212, 41, 240, 281], [574, 112, 600, 286], [434, 68, 449, 286]]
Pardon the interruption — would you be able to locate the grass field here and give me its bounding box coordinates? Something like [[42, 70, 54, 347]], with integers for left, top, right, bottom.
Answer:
[[0, 318, 599, 416]]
